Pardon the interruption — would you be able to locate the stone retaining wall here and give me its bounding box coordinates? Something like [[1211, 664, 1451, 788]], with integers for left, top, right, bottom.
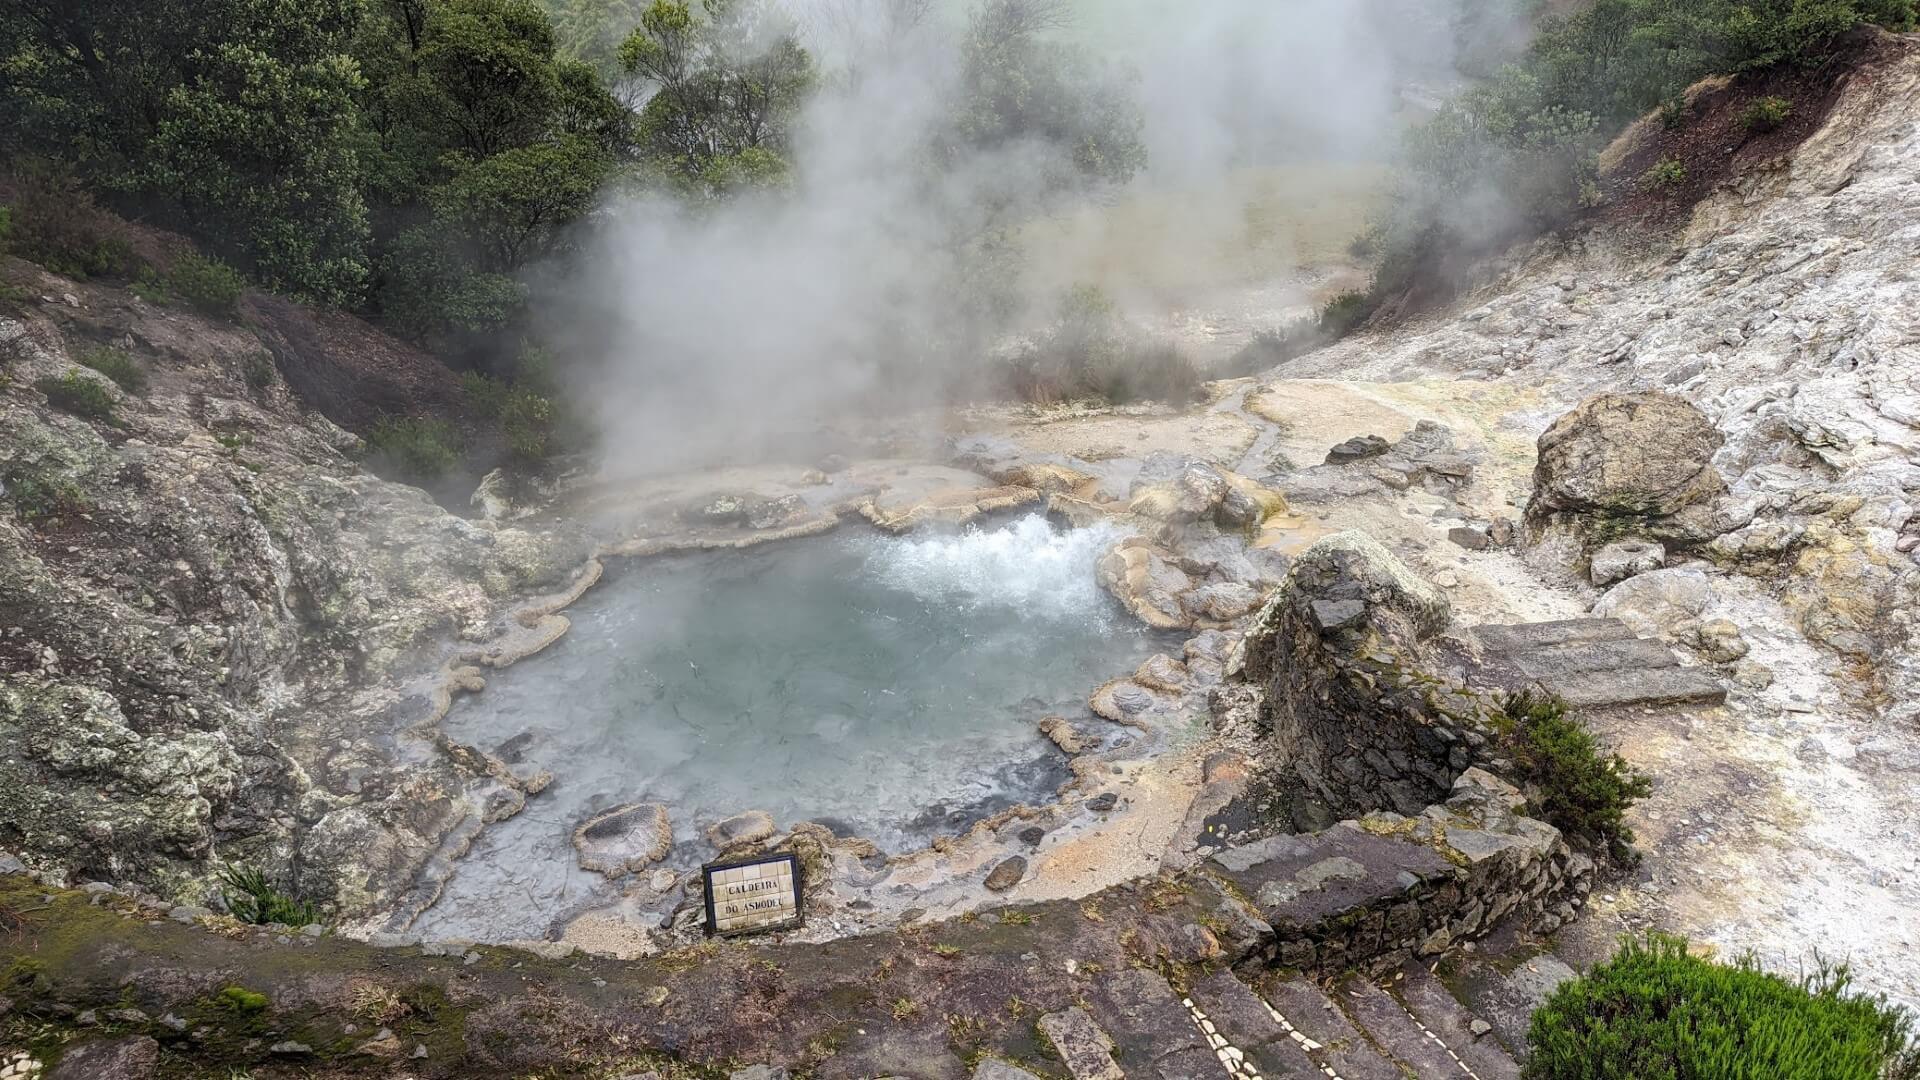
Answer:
[[1205, 769, 1593, 978]]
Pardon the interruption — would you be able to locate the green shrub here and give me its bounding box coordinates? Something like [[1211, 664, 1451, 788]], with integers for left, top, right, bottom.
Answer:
[[1005, 286, 1203, 406], [1317, 291, 1374, 337], [33, 373, 118, 423], [215, 986, 271, 1014], [0, 206, 12, 253], [1526, 933, 1920, 1080], [242, 352, 278, 391], [365, 416, 461, 484], [217, 864, 320, 928], [76, 345, 146, 394], [462, 369, 562, 463], [1740, 94, 1795, 132], [165, 253, 246, 314], [1639, 157, 1689, 191], [5, 172, 136, 280], [1496, 690, 1652, 862], [1, 464, 87, 521]]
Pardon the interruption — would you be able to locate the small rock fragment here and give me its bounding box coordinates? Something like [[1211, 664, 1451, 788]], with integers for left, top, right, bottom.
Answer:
[[984, 856, 1028, 892]]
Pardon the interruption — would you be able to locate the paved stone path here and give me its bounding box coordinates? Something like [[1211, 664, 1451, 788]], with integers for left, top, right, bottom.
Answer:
[[1005, 960, 1520, 1080], [1463, 617, 1726, 710]]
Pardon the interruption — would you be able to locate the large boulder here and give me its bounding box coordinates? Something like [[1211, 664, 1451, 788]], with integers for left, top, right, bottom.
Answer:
[[1527, 392, 1729, 545], [1591, 568, 1712, 639]]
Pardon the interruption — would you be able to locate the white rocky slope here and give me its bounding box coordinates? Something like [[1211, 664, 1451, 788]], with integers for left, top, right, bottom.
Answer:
[[1275, 32, 1920, 1004]]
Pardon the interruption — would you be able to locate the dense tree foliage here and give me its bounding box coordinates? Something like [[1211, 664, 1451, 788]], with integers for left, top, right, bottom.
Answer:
[[945, 0, 1145, 193]]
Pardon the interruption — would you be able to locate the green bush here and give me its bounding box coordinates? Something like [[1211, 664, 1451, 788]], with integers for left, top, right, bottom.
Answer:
[[0, 206, 12, 253], [164, 254, 247, 315], [1639, 156, 1689, 190], [1317, 291, 1374, 338], [217, 864, 319, 928], [462, 369, 562, 463], [76, 345, 146, 394], [33, 373, 118, 423], [365, 416, 461, 484], [5, 172, 136, 280], [1740, 94, 1795, 132], [1526, 933, 1920, 1080], [1004, 286, 1203, 406], [0, 463, 87, 522], [242, 352, 278, 392], [1497, 690, 1652, 862]]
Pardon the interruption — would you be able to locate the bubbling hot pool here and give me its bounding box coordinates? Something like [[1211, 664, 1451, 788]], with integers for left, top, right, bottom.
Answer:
[[418, 513, 1170, 939]]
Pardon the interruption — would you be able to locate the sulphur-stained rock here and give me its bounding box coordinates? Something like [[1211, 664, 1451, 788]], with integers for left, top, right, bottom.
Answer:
[[861, 484, 1041, 533], [683, 493, 749, 525], [1693, 618, 1750, 663], [983, 855, 1027, 892], [1037, 716, 1088, 754], [1589, 538, 1666, 585], [1090, 677, 1180, 725], [1591, 568, 1711, 639], [573, 803, 672, 877], [1527, 391, 1729, 545], [996, 462, 1096, 495], [745, 494, 808, 530], [707, 810, 777, 850], [1183, 581, 1262, 625], [1132, 653, 1190, 693], [1096, 538, 1194, 629]]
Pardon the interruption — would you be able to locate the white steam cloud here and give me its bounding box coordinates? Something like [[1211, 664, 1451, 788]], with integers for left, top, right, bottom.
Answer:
[[540, 0, 1508, 478]]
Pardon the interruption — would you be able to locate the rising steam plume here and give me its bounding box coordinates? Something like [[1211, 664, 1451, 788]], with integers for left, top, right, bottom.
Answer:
[[537, 0, 1510, 477]]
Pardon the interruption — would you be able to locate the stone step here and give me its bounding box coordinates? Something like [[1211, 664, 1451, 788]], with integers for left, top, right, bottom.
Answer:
[[1509, 636, 1679, 680], [1184, 973, 1325, 1079], [1468, 619, 1635, 652], [1538, 664, 1727, 709], [1083, 969, 1229, 1079], [1263, 978, 1403, 1080], [1389, 963, 1521, 1080], [1038, 1007, 1125, 1080], [1334, 975, 1475, 1080]]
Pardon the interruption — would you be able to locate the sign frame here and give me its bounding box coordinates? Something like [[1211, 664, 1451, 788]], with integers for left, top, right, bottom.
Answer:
[[701, 852, 804, 938]]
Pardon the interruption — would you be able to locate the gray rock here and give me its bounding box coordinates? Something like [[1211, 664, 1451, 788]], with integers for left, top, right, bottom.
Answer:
[[983, 856, 1027, 892], [1528, 391, 1729, 544], [1037, 1007, 1123, 1080], [1448, 524, 1491, 550], [1589, 539, 1666, 585], [1591, 568, 1712, 639], [1693, 618, 1750, 663], [46, 1037, 159, 1080], [1085, 792, 1119, 813], [269, 1041, 312, 1055], [728, 1068, 790, 1080], [973, 1060, 1045, 1080], [1325, 434, 1392, 464], [745, 494, 808, 530]]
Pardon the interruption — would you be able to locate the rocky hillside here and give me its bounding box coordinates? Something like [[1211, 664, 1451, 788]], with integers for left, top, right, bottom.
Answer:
[[1283, 28, 1920, 999], [0, 261, 596, 916]]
